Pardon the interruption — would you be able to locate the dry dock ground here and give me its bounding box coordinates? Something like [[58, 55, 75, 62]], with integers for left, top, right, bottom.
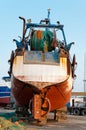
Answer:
[[0, 109, 86, 130], [25, 114, 86, 130]]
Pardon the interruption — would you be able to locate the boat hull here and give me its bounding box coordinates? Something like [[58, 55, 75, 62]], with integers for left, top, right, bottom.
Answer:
[[11, 74, 72, 112], [11, 50, 74, 118], [0, 86, 11, 104], [0, 98, 10, 104]]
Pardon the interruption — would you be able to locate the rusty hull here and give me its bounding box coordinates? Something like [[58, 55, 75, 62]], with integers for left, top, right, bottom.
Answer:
[[11, 50, 73, 120]]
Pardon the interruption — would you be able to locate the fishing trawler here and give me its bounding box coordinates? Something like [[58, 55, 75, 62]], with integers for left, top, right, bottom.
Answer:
[[8, 9, 77, 122]]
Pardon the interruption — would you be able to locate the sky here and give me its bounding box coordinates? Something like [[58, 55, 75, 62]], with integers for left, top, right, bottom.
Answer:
[[0, 0, 86, 92]]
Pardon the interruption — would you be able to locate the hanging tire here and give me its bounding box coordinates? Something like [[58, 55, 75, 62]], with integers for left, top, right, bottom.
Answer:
[[73, 109, 80, 115], [81, 110, 86, 116]]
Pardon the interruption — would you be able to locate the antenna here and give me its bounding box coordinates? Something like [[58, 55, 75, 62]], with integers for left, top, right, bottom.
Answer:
[[84, 53, 86, 92], [83, 53, 86, 101], [47, 9, 51, 19]]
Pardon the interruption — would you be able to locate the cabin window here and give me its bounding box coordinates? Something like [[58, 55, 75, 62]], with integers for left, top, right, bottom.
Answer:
[[23, 51, 59, 64]]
